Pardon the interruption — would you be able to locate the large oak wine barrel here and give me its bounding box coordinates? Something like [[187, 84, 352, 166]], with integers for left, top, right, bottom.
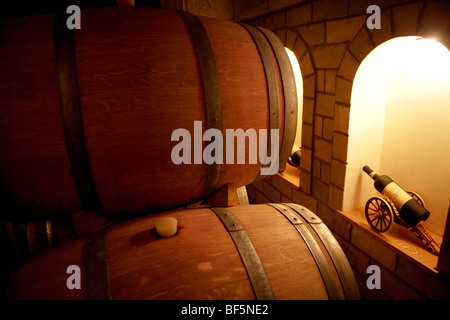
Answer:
[[9, 203, 360, 300], [0, 7, 297, 219]]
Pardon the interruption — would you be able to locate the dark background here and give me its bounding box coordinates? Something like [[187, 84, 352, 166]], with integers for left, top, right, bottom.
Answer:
[[0, 0, 163, 21]]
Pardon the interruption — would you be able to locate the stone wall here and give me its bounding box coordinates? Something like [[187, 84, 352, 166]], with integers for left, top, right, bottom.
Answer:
[[241, 0, 450, 300]]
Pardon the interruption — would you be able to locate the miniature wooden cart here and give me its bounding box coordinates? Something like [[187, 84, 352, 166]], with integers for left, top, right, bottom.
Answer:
[[364, 191, 441, 255]]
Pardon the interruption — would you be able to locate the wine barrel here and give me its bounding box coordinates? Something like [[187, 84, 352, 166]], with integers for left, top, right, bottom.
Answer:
[[9, 203, 360, 300], [0, 7, 297, 219]]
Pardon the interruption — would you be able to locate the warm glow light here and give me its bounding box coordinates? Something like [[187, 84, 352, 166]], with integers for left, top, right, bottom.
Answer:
[[285, 47, 303, 148], [399, 38, 450, 80], [345, 37, 450, 237]]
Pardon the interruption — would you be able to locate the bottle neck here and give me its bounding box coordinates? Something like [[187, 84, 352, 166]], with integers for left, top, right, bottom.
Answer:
[[370, 172, 379, 180], [363, 165, 379, 180]]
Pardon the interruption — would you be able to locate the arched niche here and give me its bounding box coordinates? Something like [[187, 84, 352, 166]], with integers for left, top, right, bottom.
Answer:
[[344, 36, 450, 237]]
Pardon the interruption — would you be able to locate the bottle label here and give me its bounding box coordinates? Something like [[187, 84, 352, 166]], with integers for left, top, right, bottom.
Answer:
[[381, 182, 411, 209]]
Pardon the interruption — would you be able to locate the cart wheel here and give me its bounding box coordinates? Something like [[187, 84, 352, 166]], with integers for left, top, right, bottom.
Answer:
[[365, 197, 394, 232], [407, 191, 426, 208]]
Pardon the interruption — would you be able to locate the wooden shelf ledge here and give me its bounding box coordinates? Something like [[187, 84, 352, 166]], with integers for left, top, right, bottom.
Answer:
[[278, 163, 300, 187], [337, 208, 442, 275]]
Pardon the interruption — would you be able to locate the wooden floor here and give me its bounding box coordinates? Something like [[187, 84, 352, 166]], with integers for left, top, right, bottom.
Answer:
[[337, 208, 441, 274]]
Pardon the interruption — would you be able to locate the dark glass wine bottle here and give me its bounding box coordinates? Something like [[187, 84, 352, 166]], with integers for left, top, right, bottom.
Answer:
[[363, 165, 430, 226]]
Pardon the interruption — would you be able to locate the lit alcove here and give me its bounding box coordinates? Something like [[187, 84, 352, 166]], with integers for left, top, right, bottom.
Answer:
[[278, 47, 303, 184], [343, 36, 450, 242], [285, 47, 303, 150]]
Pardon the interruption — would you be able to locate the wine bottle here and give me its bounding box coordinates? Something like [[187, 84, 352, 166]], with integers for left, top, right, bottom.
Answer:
[[363, 165, 430, 226], [288, 144, 301, 168]]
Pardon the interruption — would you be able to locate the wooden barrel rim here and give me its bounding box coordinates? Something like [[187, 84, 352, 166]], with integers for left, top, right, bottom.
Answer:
[[239, 24, 297, 181], [86, 231, 111, 300], [283, 203, 360, 300], [55, 12, 101, 214], [257, 27, 298, 172], [179, 12, 224, 198], [268, 203, 341, 299], [240, 23, 280, 181], [211, 207, 275, 300]]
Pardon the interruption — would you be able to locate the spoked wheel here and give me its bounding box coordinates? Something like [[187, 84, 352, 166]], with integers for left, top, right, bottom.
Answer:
[[407, 191, 426, 208], [365, 197, 394, 232]]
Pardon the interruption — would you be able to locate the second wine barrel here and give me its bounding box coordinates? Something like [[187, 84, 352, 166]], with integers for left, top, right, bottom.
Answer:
[[9, 203, 360, 300]]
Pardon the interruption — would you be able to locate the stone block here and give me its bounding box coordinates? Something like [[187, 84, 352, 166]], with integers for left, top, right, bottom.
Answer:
[[302, 75, 315, 98], [311, 43, 346, 69], [348, 0, 401, 15], [286, 2, 312, 27], [293, 36, 308, 60], [326, 15, 366, 44], [272, 173, 293, 198], [264, 174, 273, 185], [312, 177, 329, 204], [358, 274, 391, 300], [300, 145, 312, 172], [317, 204, 352, 240], [234, 0, 268, 21], [323, 117, 334, 141], [335, 77, 353, 105], [334, 103, 350, 134], [351, 227, 397, 272], [334, 232, 369, 272], [349, 28, 374, 63], [255, 189, 271, 204], [275, 28, 287, 44], [314, 115, 323, 137], [316, 69, 325, 92], [316, 93, 335, 117], [299, 52, 314, 77], [313, 158, 321, 179], [252, 178, 264, 192], [285, 29, 298, 49], [269, 0, 306, 12], [378, 266, 423, 300], [325, 69, 337, 93], [393, 2, 421, 37], [298, 22, 325, 46], [338, 50, 360, 82], [332, 132, 348, 162], [397, 255, 450, 300], [281, 194, 292, 203], [292, 187, 318, 213], [302, 98, 314, 124], [315, 138, 333, 162], [312, 0, 348, 22], [329, 184, 344, 210], [185, 0, 234, 20], [300, 169, 311, 194], [331, 159, 346, 190], [301, 123, 313, 149], [263, 180, 282, 202], [320, 161, 331, 184], [368, 8, 393, 48]]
